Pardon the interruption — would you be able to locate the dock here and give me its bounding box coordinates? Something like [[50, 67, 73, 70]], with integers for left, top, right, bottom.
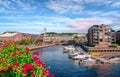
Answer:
[[92, 56, 110, 63], [77, 47, 110, 63]]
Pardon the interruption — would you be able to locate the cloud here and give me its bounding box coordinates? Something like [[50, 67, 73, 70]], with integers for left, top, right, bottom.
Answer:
[[46, 0, 83, 13], [110, 14, 120, 21], [46, 0, 120, 14], [67, 17, 112, 30], [0, 0, 40, 13], [0, 14, 115, 33], [109, 14, 120, 30], [0, 25, 44, 34], [111, 2, 120, 7]]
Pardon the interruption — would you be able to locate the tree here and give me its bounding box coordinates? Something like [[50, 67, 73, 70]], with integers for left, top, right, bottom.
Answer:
[[73, 35, 81, 45], [18, 39, 35, 45], [67, 40, 76, 45]]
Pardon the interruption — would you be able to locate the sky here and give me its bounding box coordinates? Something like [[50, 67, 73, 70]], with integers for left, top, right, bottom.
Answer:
[[0, 0, 120, 34]]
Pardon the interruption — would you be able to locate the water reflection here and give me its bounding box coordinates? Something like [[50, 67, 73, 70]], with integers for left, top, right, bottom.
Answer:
[[92, 64, 111, 77], [72, 60, 80, 67], [39, 48, 47, 62]]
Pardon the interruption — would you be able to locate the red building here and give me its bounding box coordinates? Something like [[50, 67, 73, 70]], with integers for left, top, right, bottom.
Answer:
[[0, 32, 43, 46]]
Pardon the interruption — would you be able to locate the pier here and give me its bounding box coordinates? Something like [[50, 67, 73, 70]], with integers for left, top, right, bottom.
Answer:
[[91, 56, 110, 63], [80, 44, 120, 62]]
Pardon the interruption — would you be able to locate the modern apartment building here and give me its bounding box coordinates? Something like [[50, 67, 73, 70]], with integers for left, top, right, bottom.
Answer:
[[111, 32, 116, 43], [116, 30, 120, 40], [88, 24, 113, 47]]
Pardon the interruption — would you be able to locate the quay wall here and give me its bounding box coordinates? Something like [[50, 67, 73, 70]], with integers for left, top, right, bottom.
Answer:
[[29, 43, 63, 50]]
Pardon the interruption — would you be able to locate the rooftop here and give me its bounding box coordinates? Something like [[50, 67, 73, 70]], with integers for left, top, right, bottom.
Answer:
[[0, 32, 18, 37]]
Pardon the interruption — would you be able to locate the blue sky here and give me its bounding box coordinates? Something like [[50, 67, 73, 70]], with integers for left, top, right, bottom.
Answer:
[[0, 0, 120, 34]]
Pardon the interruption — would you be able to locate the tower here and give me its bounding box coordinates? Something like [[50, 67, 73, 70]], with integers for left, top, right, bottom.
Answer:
[[43, 28, 46, 46]]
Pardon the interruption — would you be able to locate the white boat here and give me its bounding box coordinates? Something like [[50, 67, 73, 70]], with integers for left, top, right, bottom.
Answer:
[[63, 45, 77, 53], [109, 57, 120, 63], [82, 57, 96, 62], [72, 54, 86, 60], [68, 52, 80, 58], [80, 57, 96, 66], [64, 45, 76, 50]]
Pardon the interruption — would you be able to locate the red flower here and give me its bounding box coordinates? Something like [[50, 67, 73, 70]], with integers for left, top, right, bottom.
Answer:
[[42, 69, 51, 76], [41, 62, 45, 67], [33, 57, 40, 62], [18, 52, 24, 55], [16, 48, 19, 50], [26, 47, 30, 53], [0, 70, 4, 73], [22, 70, 28, 74], [37, 61, 45, 67], [50, 74, 55, 77], [13, 61, 20, 67], [22, 63, 34, 71], [33, 51, 39, 56], [13, 52, 17, 56], [33, 56, 45, 67], [8, 65, 14, 70], [30, 71, 35, 76]]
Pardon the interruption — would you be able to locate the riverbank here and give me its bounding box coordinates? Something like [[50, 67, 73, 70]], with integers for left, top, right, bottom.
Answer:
[[26, 43, 64, 50], [29, 44, 56, 50]]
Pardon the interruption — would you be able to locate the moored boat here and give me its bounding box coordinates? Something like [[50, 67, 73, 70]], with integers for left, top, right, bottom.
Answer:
[[79, 57, 96, 66]]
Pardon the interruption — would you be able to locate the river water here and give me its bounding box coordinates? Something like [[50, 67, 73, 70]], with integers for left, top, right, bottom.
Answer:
[[36, 45, 120, 77]]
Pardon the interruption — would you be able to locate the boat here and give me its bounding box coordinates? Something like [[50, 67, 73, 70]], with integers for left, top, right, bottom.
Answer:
[[64, 45, 75, 50], [79, 57, 96, 66], [109, 57, 120, 63], [72, 53, 87, 60], [68, 52, 80, 58], [63, 45, 77, 53]]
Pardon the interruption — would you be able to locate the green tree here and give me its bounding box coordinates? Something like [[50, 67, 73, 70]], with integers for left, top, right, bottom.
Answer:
[[73, 35, 81, 44], [18, 39, 35, 45]]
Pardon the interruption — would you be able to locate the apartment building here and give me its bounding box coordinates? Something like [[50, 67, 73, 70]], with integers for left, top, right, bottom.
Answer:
[[88, 24, 114, 47], [116, 30, 120, 42]]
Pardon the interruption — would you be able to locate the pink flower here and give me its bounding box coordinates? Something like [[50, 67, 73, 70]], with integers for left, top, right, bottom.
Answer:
[[22, 63, 34, 71]]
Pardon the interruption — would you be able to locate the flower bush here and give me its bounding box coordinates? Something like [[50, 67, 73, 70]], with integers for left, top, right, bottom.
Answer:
[[0, 41, 54, 77]]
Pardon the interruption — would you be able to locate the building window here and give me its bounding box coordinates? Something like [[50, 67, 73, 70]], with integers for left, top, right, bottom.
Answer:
[[105, 36, 108, 38], [99, 36, 102, 39], [100, 30, 102, 32], [100, 39, 102, 42]]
